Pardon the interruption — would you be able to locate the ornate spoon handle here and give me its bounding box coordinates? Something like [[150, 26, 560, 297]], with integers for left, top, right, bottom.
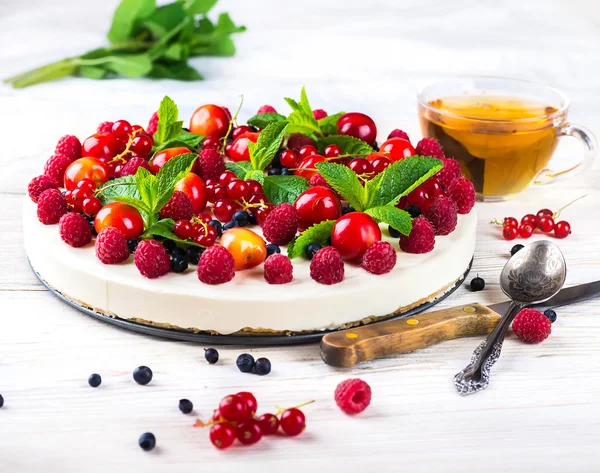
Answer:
[[454, 301, 525, 395]]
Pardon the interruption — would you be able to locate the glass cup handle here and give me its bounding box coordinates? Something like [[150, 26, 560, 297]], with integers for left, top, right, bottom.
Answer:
[[534, 122, 598, 185]]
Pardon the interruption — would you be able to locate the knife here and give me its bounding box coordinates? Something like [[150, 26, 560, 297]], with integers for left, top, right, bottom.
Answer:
[[320, 281, 600, 368]]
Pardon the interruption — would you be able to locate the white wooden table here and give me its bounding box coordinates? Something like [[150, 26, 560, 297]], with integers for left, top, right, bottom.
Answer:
[[1, 1, 600, 471]]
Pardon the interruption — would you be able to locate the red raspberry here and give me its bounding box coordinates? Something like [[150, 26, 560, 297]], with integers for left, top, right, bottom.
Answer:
[[196, 149, 226, 181], [95, 227, 129, 264], [198, 245, 235, 285], [286, 133, 316, 152], [447, 176, 476, 214], [436, 158, 462, 190], [147, 111, 159, 136], [387, 129, 410, 142], [310, 247, 344, 285], [426, 196, 458, 235], [399, 216, 435, 254], [37, 189, 67, 225], [43, 154, 71, 186], [263, 254, 293, 284], [159, 191, 193, 221], [135, 240, 171, 279], [59, 212, 92, 248], [512, 309, 552, 343], [361, 241, 397, 275], [334, 378, 372, 415], [118, 156, 151, 177], [312, 109, 328, 120], [257, 105, 277, 114], [54, 135, 82, 162], [96, 121, 114, 134], [309, 174, 328, 187], [263, 203, 300, 245], [415, 137, 444, 159], [28, 175, 58, 203]]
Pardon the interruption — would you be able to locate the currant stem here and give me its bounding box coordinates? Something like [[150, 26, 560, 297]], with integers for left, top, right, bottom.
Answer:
[[220, 95, 244, 153], [274, 399, 315, 416], [553, 194, 587, 220]]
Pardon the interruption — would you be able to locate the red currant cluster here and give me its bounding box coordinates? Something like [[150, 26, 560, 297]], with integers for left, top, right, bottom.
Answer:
[[63, 178, 102, 216], [398, 178, 445, 214], [173, 213, 219, 246], [196, 392, 311, 449]]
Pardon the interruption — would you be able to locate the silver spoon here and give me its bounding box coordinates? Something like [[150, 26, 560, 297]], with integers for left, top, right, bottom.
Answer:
[[454, 240, 567, 395]]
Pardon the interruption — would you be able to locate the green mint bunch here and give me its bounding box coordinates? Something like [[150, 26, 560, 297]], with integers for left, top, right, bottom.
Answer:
[[4, 0, 245, 88]]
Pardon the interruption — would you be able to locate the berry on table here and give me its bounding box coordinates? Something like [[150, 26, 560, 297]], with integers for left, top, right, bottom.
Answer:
[[298, 145, 318, 159], [162, 239, 177, 253], [198, 245, 236, 285], [232, 125, 254, 139], [313, 109, 328, 120], [196, 148, 226, 181], [254, 357, 271, 376], [138, 432, 156, 451], [263, 203, 300, 245], [88, 373, 102, 388], [82, 197, 102, 217], [310, 247, 345, 285], [264, 254, 293, 284], [257, 413, 280, 435], [219, 394, 249, 422], [236, 391, 258, 416], [133, 366, 153, 385], [512, 309, 552, 343], [511, 244, 524, 256], [150, 147, 191, 175], [209, 423, 236, 449], [286, 133, 316, 152], [202, 136, 220, 150], [378, 137, 415, 162], [405, 205, 421, 218], [470, 276, 485, 292], [189, 104, 230, 138], [306, 242, 322, 260], [503, 225, 518, 241], [171, 254, 189, 273], [536, 208, 553, 220], [521, 214, 537, 226], [186, 247, 202, 265], [214, 198, 236, 222], [266, 243, 280, 257], [554, 221, 571, 239], [324, 144, 342, 158], [175, 173, 207, 214], [257, 104, 277, 114], [518, 223, 534, 238], [118, 156, 151, 177], [37, 188, 67, 225], [536, 216, 555, 233], [127, 238, 139, 254], [295, 155, 326, 180], [96, 121, 114, 134], [504, 217, 519, 228], [95, 228, 129, 264], [279, 408, 306, 436], [544, 309, 557, 323], [179, 399, 194, 414], [59, 213, 92, 248], [334, 378, 372, 415], [399, 216, 435, 254], [426, 197, 458, 235], [204, 348, 219, 364], [232, 210, 250, 227], [236, 353, 255, 373], [294, 187, 342, 232], [236, 418, 263, 445], [94, 202, 144, 239], [146, 112, 158, 135], [388, 225, 401, 238], [361, 241, 397, 275], [135, 240, 171, 279]]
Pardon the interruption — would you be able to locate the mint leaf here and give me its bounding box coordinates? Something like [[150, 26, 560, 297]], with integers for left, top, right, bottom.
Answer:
[[247, 113, 286, 129], [263, 175, 309, 205], [287, 110, 320, 137], [155, 153, 197, 211], [143, 218, 204, 247], [97, 175, 140, 204], [107, 0, 156, 44], [110, 195, 152, 215], [249, 121, 288, 171], [287, 220, 335, 259], [318, 112, 344, 135], [79, 66, 105, 80], [315, 162, 367, 211], [365, 206, 412, 236], [136, 167, 158, 211], [154, 129, 203, 153], [284, 97, 302, 113], [298, 86, 313, 115], [225, 161, 252, 179], [317, 135, 373, 156], [154, 95, 183, 145], [371, 156, 443, 207], [245, 170, 265, 185], [179, 0, 218, 15]]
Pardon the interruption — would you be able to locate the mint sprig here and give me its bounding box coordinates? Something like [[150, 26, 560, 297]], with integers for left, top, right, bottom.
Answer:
[[287, 220, 335, 259], [153, 95, 203, 152], [364, 206, 412, 235], [263, 175, 309, 206], [143, 218, 203, 247], [283, 87, 344, 139], [318, 112, 345, 135], [315, 162, 368, 211], [248, 120, 289, 171], [225, 161, 253, 179], [246, 112, 287, 129]]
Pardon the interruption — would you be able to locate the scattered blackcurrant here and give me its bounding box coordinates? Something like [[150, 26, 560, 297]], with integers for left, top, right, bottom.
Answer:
[[266, 243, 281, 257], [236, 353, 255, 373], [544, 309, 557, 323], [306, 243, 322, 260], [0, 394, 4, 408], [268, 168, 281, 176], [233, 210, 249, 227], [139, 432, 156, 451], [254, 357, 271, 376], [511, 244, 524, 256], [342, 205, 355, 215], [88, 373, 102, 388], [405, 205, 421, 218], [388, 225, 401, 238], [127, 238, 139, 253], [179, 399, 194, 414], [162, 239, 176, 253], [281, 167, 292, 175], [171, 255, 188, 273], [470, 276, 485, 292], [204, 348, 219, 364], [133, 366, 153, 385], [171, 247, 186, 259]]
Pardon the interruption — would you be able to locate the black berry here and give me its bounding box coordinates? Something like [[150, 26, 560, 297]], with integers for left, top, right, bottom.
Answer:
[[511, 244, 525, 256], [544, 309, 557, 323], [266, 243, 281, 257], [388, 225, 401, 238], [405, 205, 421, 218], [127, 238, 139, 253], [139, 432, 156, 451], [306, 243, 322, 260], [204, 348, 219, 364], [171, 247, 186, 259], [208, 220, 223, 236], [342, 205, 355, 215], [223, 221, 238, 231], [178, 399, 194, 414], [281, 167, 292, 175], [133, 366, 153, 385], [236, 353, 255, 373], [247, 212, 257, 225], [254, 357, 271, 376], [268, 168, 281, 176], [162, 239, 176, 253], [0, 394, 4, 408], [88, 373, 102, 388], [233, 210, 249, 227], [171, 255, 188, 273], [372, 140, 379, 151], [470, 276, 485, 292], [186, 247, 202, 265]]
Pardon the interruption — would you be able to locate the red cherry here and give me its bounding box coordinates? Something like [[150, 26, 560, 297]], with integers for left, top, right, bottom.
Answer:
[[295, 155, 326, 180], [174, 220, 194, 240], [298, 145, 318, 159], [246, 179, 263, 195], [536, 216, 555, 233], [214, 199, 236, 222], [94, 202, 144, 239], [232, 125, 254, 140], [202, 136, 220, 150], [219, 171, 237, 187], [236, 391, 258, 417], [219, 394, 248, 423], [64, 157, 110, 191], [149, 147, 192, 175], [189, 104, 230, 139], [280, 150, 299, 168], [279, 408, 306, 436], [82, 133, 118, 159], [76, 178, 97, 193], [205, 183, 216, 203], [406, 186, 429, 209], [82, 197, 102, 216], [257, 413, 280, 435], [503, 225, 518, 240], [348, 158, 374, 176], [503, 217, 519, 228], [226, 179, 250, 200], [324, 144, 342, 158], [554, 221, 571, 239], [379, 138, 416, 162], [236, 418, 263, 445], [367, 154, 391, 174], [209, 423, 236, 450], [175, 173, 207, 214], [331, 212, 382, 261], [337, 112, 377, 145], [130, 133, 153, 157], [518, 223, 534, 238], [294, 186, 343, 231], [224, 142, 233, 157], [521, 214, 536, 226], [213, 185, 228, 201], [228, 132, 259, 162]]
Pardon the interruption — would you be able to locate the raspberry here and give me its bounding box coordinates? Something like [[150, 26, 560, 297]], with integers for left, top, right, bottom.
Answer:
[[159, 191, 193, 221], [286, 133, 316, 152], [426, 196, 458, 235], [512, 309, 552, 343], [310, 247, 344, 285], [436, 158, 462, 190], [54, 135, 82, 162], [118, 156, 151, 177], [334, 378, 372, 415], [28, 175, 58, 203], [257, 105, 277, 114], [447, 177, 476, 214], [135, 240, 171, 279], [263, 254, 293, 284], [415, 137, 444, 159], [146, 112, 158, 136], [196, 148, 226, 181], [59, 212, 92, 248], [361, 241, 397, 275], [312, 109, 328, 120], [387, 129, 410, 142], [263, 204, 299, 245], [43, 154, 71, 186], [95, 227, 129, 264], [399, 216, 435, 254], [37, 189, 67, 225], [198, 245, 235, 285], [97, 121, 114, 133], [309, 174, 328, 187]]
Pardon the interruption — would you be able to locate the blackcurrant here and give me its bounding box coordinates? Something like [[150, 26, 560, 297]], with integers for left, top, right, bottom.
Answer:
[[204, 348, 219, 364], [88, 373, 102, 388], [233, 210, 250, 227], [208, 219, 223, 236], [511, 244, 524, 256], [544, 309, 557, 323], [139, 432, 156, 451], [0, 394, 4, 408], [281, 167, 292, 175], [254, 357, 271, 376], [127, 238, 139, 253], [268, 168, 281, 176], [470, 276, 485, 292], [405, 205, 421, 218], [247, 212, 257, 225], [223, 221, 238, 231], [162, 239, 176, 252], [306, 243, 322, 260], [171, 256, 188, 273], [388, 225, 401, 238], [179, 399, 194, 414], [186, 247, 202, 265], [133, 366, 153, 385], [236, 353, 255, 373], [266, 243, 281, 257], [171, 247, 186, 259], [342, 205, 355, 215]]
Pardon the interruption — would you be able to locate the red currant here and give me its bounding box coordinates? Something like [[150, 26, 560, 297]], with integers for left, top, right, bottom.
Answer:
[[295, 155, 326, 180], [536, 208, 553, 220], [236, 392, 258, 417], [536, 216, 555, 233], [503, 217, 519, 228], [421, 178, 444, 199], [82, 197, 102, 216], [232, 125, 254, 140], [246, 179, 263, 195], [174, 220, 194, 240], [226, 179, 250, 200], [76, 178, 97, 193], [298, 145, 318, 159], [554, 221, 571, 239], [337, 112, 377, 146], [368, 155, 391, 174], [257, 413, 280, 435], [213, 185, 228, 201], [131, 124, 144, 134], [279, 408, 306, 436], [324, 144, 342, 158], [521, 214, 536, 226], [248, 193, 267, 205], [225, 142, 233, 157], [130, 133, 153, 157], [219, 171, 237, 187], [214, 199, 236, 222], [195, 226, 217, 246], [209, 423, 236, 450], [348, 158, 374, 175], [236, 418, 262, 445], [196, 212, 212, 224], [518, 223, 534, 238], [111, 120, 132, 141], [205, 183, 217, 203], [503, 225, 518, 240], [219, 394, 248, 423], [280, 149, 299, 168], [255, 204, 274, 226]]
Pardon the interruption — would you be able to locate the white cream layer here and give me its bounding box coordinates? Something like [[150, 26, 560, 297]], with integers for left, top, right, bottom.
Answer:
[[23, 198, 477, 334]]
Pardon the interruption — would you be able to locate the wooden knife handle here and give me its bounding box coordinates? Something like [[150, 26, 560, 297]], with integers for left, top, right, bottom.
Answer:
[[320, 303, 501, 368]]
